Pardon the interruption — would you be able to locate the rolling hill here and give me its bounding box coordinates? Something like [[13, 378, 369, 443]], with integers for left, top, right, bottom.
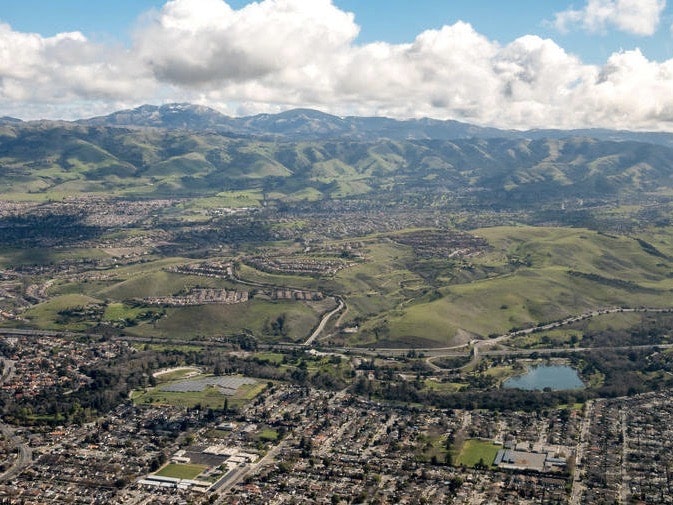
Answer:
[[2, 117, 673, 208]]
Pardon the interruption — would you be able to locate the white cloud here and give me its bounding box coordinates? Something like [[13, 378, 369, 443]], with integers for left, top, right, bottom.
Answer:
[[135, 0, 358, 85], [0, 22, 154, 108], [554, 0, 666, 36], [2, 0, 673, 132]]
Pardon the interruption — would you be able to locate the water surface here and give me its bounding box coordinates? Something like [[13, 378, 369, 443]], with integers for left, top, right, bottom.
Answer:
[[503, 365, 584, 391]]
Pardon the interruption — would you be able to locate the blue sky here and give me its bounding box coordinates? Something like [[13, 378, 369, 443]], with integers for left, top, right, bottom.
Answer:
[[2, 0, 671, 62], [0, 0, 672, 131]]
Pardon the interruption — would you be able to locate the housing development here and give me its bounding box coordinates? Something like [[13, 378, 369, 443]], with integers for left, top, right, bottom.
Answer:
[[2, 101, 673, 505], [0, 322, 671, 504]]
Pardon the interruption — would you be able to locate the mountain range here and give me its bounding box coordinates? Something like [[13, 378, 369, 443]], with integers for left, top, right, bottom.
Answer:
[[1, 103, 673, 214], [65, 103, 673, 147]]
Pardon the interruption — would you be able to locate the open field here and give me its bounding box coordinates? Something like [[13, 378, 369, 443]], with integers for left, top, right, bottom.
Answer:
[[257, 428, 279, 441], [97, 270, 235, 300], [126, 299, 324, 341], [455, 439, 501, 468], [236, 263, 321, 290], [152, 367, 202, 382], [0, 247, 109, 268], [251, 352, 286, 365], [102, 303, 150, 322], [21, 294, 103, 331], [155, 463, 207, 480]]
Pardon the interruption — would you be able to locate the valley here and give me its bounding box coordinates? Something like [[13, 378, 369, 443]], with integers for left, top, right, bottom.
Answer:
[[1, 108, 673, 503]]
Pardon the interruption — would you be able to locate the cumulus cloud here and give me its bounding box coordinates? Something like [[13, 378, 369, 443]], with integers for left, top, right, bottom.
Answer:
[[135, 0, 358, 85], [554, 0, 666, 36], [2, 0, 673, 131], [0, 22, 154, 108]]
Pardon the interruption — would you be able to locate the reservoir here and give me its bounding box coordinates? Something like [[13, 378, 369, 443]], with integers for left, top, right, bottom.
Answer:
[[503, 365, 584, 391]]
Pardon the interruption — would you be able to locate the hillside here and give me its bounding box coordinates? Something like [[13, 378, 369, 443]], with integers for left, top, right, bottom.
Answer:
[[2, 107, 673, 344], [2, 122, 673, 209]]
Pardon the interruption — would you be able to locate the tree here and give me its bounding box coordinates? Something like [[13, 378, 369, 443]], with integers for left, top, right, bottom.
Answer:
[[448, 476, 463, 495]]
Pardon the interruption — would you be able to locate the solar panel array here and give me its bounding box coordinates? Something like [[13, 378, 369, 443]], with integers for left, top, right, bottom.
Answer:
[[161, 376, 257, 394]]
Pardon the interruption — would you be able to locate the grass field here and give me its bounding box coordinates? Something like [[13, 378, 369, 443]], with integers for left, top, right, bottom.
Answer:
[[153, 367, 202, 382], [102, 303, 149, 322], [0, 247, 109, 268], [251, 352, 286, 364], [179, 190, 264, 209], [483, 365, 516, 382], [155, 463, 207, 480], [424, 379, 464, 393], [20, 294, 103, 331], [455, 439, 501, 468], [97, 270, 234, 299], [127, 299, 324, 341], [132, 343, 204, 353], [257, 428, 279, 441], [237, 263, 321, 290]]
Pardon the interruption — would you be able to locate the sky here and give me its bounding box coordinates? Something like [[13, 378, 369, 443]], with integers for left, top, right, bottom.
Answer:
[[1, 0, 673, 131]]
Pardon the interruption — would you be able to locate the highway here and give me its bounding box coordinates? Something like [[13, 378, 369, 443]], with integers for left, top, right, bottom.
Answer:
[[1, 306, 670, 369], [426, 306, 673, 371]]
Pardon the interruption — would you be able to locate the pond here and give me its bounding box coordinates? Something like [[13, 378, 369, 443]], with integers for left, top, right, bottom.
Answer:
[[503, 365, 585, 391]]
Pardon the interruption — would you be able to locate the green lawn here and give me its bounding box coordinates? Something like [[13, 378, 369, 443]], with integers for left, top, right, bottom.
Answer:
[[257, 428, 279, 441], [424, 379, 464, 393], [155, 463, 207, 480], [455, 439, 501, 468], [131, 386, 227, 409]]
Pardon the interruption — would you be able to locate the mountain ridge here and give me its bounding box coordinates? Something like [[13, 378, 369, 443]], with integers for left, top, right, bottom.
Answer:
[[72, 103, 673, 147]]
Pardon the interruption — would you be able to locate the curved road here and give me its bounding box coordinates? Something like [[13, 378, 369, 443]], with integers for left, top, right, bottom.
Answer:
[[303, 297, 345, 346], [427, 307, 673, 371]]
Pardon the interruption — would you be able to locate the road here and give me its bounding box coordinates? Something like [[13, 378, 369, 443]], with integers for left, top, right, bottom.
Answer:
[[618, 407, 629, 504], [0, 424, 32, 482], [303, 297, 345, 346], [426, 307, 673, 371], [0, 358, 32, 483], [569, 400, 593, 505], [211, 434, 293, 503], [1, 307, 670, 368]]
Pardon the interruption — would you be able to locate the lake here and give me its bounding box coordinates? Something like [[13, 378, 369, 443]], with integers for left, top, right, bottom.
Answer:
[[503, 365, 585, 391]]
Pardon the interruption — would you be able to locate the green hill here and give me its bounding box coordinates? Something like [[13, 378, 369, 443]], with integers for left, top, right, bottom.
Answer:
[[3, 123, 673, 205]]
